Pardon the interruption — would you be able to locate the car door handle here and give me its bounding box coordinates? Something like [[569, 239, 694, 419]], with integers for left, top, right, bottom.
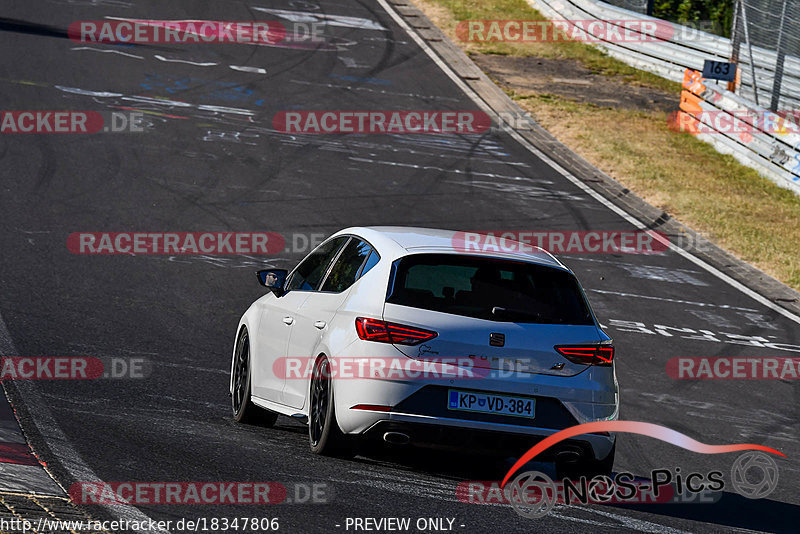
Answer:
[[314, 321, 326, 329], [283, 316, 294, 325]]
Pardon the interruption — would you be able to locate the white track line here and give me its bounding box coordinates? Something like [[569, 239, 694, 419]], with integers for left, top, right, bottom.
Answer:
[[376, 0, 800, 327], [586, 289, 760, 311], [229, 65, 267, 74], [154, 55, 217, 66], [70, 47, 144, 59]]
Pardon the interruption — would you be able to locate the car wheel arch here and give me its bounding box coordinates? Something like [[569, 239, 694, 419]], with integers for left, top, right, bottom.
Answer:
[[308, 352, 337, 413], [230, 323, 250, 394]]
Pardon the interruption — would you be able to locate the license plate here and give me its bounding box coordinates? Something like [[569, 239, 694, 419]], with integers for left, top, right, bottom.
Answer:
[[447, 390, 535, 419]]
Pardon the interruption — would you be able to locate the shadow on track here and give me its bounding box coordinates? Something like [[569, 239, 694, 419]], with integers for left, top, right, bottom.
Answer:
[[606, 492, 799, 534]]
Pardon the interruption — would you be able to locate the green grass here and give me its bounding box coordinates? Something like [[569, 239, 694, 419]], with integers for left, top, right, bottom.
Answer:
[[512, 95, 800, 289]]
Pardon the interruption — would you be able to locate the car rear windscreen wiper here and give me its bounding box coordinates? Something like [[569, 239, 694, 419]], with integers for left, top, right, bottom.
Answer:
[[491, 306, 543, 321]]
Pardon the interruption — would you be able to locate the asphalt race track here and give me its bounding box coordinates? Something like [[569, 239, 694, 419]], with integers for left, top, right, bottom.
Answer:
[[0, 0, 798, 532]]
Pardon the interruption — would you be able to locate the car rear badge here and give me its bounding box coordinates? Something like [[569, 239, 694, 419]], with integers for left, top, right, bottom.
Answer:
[[489, 333, 505, 347]]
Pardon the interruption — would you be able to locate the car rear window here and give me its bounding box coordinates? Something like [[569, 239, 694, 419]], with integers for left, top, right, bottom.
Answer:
[[386, 254, 594, 325]]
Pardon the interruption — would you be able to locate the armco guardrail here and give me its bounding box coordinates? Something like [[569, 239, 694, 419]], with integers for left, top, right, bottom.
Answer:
[[526, 0, 800, 110], [675, 69, 800, 196], [525, 0, 800, 194]]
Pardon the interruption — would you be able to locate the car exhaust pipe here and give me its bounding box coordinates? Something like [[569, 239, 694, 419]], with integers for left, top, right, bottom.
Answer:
[[555, 448, 582, 463], [383, 432, 410, 445]]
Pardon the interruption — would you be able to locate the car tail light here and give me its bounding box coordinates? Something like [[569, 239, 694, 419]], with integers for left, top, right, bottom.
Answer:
[[554, 344, 614, 366], [355, 317, 437, 346]]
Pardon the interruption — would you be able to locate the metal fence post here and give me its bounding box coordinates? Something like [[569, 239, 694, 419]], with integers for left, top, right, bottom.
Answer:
[[770, 1, 788, 112], [740, 1, 760, 106], [729, 0, 742, 93]]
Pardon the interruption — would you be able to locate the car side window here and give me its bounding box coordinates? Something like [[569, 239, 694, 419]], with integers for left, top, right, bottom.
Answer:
[[285, 237, 348, 292], [320, 239, 374, 293], [357, 249, 380, 280]]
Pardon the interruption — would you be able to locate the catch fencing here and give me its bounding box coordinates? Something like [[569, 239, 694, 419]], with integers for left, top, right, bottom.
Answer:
[[526, 0, 800, 194]]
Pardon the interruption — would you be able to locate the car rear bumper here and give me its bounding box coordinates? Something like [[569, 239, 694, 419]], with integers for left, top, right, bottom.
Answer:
[[342, 384, 615, 460], [359, 417, 614, 461]]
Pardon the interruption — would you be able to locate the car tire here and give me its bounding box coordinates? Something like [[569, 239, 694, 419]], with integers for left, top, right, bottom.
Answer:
[[309, 357, 354, 457], [557, 443, 615, 480], [231, 327, 278, 426]]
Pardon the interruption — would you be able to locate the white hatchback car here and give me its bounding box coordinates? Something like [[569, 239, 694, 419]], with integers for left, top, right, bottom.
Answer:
[[230, 227, 618, 473]]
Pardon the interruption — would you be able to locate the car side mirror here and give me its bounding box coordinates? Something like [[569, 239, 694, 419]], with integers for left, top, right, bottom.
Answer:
[[256, 269, 288, 296]]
